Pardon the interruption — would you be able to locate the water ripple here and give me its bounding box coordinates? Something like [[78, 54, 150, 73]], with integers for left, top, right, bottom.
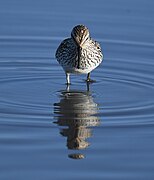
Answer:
[[0, 35, 154, 128]]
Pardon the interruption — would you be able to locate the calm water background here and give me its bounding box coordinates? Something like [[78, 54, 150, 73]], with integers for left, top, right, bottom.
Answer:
[[0, 0, 154, 179]]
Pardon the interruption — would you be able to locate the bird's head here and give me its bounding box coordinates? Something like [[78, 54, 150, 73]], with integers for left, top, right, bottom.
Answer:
[[71, 25, 90, 48]]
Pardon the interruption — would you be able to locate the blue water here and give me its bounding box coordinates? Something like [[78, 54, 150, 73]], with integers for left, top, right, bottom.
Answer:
[[0, 0, 154, 179]]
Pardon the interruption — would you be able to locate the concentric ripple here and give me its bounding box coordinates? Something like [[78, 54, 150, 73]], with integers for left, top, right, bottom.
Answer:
[[91, 40, 154, 125], [0, 37, 154, 127]]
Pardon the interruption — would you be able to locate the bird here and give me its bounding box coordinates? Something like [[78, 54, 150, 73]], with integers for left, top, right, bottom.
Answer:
[[55, 24, 103, 84]]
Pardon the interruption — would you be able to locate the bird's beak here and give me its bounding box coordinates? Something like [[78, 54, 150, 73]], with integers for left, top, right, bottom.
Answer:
[[74, 36, 84, 48], [79, 37, 85, 47], [77, 46, 82, 69], [76, 40, 82, 47]]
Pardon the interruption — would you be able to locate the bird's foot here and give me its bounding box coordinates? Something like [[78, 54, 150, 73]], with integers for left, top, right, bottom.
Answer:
[[65, 82, 71, 85], [86, 73, 96, 83], [85, 78, 96, 83]]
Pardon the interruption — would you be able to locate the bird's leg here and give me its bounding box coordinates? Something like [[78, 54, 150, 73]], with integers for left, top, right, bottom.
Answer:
[[86, 73, 91, 82], [86, 73, 96, 83], [66, 83, 70, 92], [66, 73, 71, 85]]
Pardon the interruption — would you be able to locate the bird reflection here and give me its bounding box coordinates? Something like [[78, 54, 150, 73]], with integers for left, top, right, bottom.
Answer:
[[53, 85, 100, 159]]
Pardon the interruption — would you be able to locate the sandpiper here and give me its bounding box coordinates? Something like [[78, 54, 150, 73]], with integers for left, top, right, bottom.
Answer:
[[55, 24, 103, 84]]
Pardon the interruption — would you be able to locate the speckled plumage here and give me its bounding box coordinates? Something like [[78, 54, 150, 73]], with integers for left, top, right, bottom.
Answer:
[[55, 25, 103, 84]]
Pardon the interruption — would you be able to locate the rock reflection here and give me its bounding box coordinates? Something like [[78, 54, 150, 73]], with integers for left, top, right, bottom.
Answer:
[[54, 87, 100, 159]]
